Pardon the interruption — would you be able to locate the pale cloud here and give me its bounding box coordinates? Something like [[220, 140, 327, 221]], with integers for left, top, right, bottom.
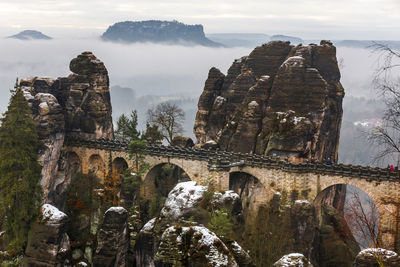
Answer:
[[0, 0, 399, 39]]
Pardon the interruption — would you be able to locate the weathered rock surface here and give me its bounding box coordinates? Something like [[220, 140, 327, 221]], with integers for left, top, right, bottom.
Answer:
[[273, 253, 313, 267], [24, 204, 71, 266], [194, 40, 344, 162], [353, 248, 400, 267], [314, 205, 360, 266], [155, 225, 239, 267], [93, 207, 129, 267], [291, 200, 316, 259], [134, 181, 252, 267], [20, 51, 114, 205], [171, 136, 194, 148]]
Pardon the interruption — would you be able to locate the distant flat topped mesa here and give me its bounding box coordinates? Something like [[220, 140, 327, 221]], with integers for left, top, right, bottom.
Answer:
[[7, 30, 52, 40], [101, 20, 222, 47]]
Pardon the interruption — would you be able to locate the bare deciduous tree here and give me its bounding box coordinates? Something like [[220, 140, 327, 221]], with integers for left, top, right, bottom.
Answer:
[[344, 190, 383, 266], [147, 102, 185, 145], [368, 43, 400, 164]]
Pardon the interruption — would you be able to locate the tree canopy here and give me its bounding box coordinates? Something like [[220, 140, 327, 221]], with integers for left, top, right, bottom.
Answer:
[[0, 82, 42, 254]]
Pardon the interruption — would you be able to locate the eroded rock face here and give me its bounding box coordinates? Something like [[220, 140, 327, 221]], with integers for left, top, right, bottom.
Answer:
[[25, 204, 71, 266], [19, 51, 114, 204], [93, 207, 129, 267], [155, 225, 239, 267], [134, 181, 252, 267], [353, 248, 400, 267], [194, 40, 344, 162]]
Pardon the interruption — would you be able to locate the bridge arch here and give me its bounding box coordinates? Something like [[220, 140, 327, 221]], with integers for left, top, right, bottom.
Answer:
[[88, 154, 105, 179], [229, 171, 269, 218], [65, 151, 82, 175], [112, 157, 128, 175], [142, 163, 191, 200], [314, 184, 380, 250]]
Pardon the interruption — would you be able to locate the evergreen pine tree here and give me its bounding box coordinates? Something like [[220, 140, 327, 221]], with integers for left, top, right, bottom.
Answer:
[[141, 122, 163, 145], [116, 110, 140, 141], [0, 81, 42, 254]]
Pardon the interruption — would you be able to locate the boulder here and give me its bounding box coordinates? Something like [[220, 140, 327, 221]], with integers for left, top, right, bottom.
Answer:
[[93, 207, 129, 267], [154, 225, 239, 267], [24, 204, 71, 266], [273, 253, 313, 267], [353, 248, 400, 267], [194, 40, 344, 163], [134, 181, 250, 267]]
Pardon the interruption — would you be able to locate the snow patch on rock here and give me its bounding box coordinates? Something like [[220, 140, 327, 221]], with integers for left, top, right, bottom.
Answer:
[[41, 204, 67, 223], [358, 248, 398, 260], [161, 181, 207, 220], [105, 206, 127, 214], [161, 225, 235, 267], [273, 253, 312, 266], [142, 218, 156, 232]]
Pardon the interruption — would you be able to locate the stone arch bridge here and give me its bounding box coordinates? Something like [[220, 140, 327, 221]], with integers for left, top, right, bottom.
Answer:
[[64, 138, 400, 250]]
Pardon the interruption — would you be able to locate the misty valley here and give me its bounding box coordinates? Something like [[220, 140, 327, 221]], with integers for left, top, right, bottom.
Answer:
[[0, 16, 400, 267]]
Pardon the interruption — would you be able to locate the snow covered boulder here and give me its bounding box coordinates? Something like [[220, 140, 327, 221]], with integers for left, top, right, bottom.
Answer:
[[134, 182, 250, 267], [154, 225, 239, 267], [159, 181, 207, 221], [354, 248, 400, 267], [93, 206, 129, 267], [273, 253, 313, 267], [24, 204, 71, 266], [158, 181, 241, 225]]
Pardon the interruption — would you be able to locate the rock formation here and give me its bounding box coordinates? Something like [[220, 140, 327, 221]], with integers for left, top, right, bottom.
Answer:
[[134, 181, 253, 267], [24, 204, 71, 266], [93, 207, 129, 267], [101, 20, 221, 47], [194, 40, 344, 162], [7, 30, 52, 40], [20, 51, 113, 205], [353, 248, 400, 267], [273, 253, 313, 267]]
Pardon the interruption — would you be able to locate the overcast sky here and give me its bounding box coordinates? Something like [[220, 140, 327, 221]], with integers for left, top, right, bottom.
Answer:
[[0, 0, 399, 40]]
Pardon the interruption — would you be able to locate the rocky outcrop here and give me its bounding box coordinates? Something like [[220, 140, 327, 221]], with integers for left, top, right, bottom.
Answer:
[[313, 206, 360, 266], [155, 225, 239, 266], [353, 248, 400, 267], [194, 40, 344, 162], [101, 20, 221, 47], [93, 207, 129, 267], [273, 253, 313, 267], [20, 51, 113, 204], [24, 204, 71, 266], [171, 136, 194, 148], [291, 200, 316, 259], [134, 181, 252, 267]]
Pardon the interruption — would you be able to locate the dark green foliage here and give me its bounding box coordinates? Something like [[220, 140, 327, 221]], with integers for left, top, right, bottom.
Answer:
[[141, 122, 163, 145], [116, 110, 140, 141], [0, 83, 42, 254], [200, 178, 216, 210], [208, 208, 233, 240], [65, 173, 101, 250]]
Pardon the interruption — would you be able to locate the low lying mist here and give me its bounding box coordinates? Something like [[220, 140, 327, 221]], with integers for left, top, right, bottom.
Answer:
[[0, 38, 393, 165]]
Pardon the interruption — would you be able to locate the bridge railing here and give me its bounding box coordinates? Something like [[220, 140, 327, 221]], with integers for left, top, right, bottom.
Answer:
[[64, 137, 400, 182]]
